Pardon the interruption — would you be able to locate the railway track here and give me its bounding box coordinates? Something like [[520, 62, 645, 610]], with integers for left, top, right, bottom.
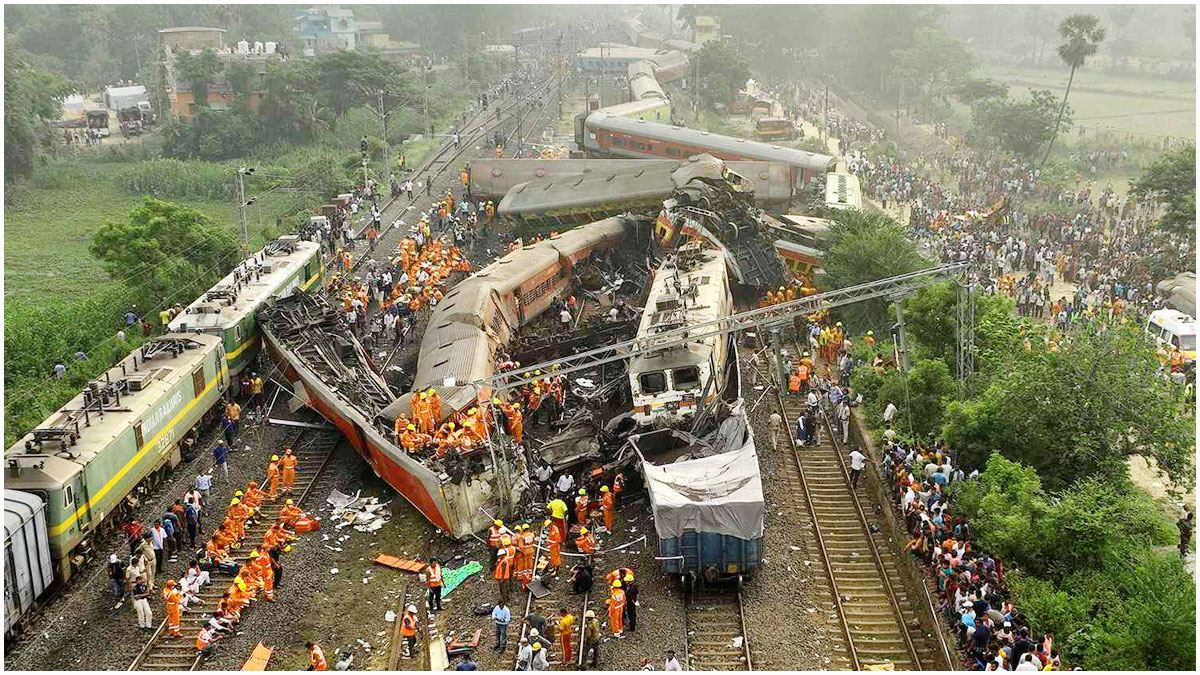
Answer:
[[753, 338, 935, 670], [350, 67, 567, 272], [684, 588, 753, 671], [128, 430, 341, 671]]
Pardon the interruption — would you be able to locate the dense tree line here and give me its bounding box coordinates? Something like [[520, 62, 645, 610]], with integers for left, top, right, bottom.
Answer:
[[4, 37, 73, 186]]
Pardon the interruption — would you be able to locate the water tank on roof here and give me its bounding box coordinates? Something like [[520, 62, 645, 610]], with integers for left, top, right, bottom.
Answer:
[[237, 40, 250, 55]]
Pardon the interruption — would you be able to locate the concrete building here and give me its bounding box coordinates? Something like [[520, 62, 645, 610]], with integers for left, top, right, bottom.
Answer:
[[158, 26, 227, 51], [158, 27, 283, 122], [294, 6, 357, 56], [693, 16, 720, 45], [103, 85, 149, 110]]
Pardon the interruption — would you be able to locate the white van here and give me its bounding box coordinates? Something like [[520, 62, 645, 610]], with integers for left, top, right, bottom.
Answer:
[[1146, 308, 1196, 362]]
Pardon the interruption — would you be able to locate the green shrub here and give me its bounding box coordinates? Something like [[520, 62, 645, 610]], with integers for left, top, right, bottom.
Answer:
[[115, 159, 235, 200]]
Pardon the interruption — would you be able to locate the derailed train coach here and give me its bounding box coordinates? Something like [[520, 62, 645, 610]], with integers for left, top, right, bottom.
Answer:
[[624, 252, 764, 586]]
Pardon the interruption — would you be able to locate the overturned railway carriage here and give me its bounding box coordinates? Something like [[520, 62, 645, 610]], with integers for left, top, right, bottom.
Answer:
[[262, 218, 629, 538], [5, 490, 54, 637], [169, 237, 324, 382], [4, 335, 228, 585], [471, 158, 793, 207], [580, 113, 837, 186]]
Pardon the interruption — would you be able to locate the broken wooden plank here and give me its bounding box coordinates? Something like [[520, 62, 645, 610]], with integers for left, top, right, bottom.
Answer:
[[371, 554, 427, 573]]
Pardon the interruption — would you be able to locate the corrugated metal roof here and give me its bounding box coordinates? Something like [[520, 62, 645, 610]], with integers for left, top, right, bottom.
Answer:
[[586, 114, 836, 172]]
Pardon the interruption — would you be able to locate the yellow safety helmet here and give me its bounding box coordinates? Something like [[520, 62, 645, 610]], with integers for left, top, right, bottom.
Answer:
[[543, 519, 552, 527], [585, 610, 596, 618], [533, 642, 542, 651], [286, 499, 294, 506], [513, 403, 520, 410], [420, 391, 428, 399], [271, 455, 280, 462], [867, 330, 874, 336], [447, 422, 456, 430], [234, 576, 247, 590], [494, 519, 504, 526], [249, 550, 260, 558], [407, 424, 416, 431], [579, 527, 588, 535], [464, 420, 474, 427], [284, 545, 293, 552], [501, 536, 512, 545], [578, 489, 586, 495], [612, 580, 622, 588], [426, 388, 436, 395], [492, 398, 501, 405], [624, 573, 634, 582], [230, 498, 240, 505], [836, 322, 843, 327], [534, 370, 542, 376], [468, 408, 477, 415], [234, 490, 244, 497], [600, 486, 609, 492]]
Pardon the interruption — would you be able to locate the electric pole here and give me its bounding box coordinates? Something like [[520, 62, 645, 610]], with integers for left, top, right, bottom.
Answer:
[[421, 60, 431, 138], [378, 89, 388, 183], [236, 167, 255, 257]]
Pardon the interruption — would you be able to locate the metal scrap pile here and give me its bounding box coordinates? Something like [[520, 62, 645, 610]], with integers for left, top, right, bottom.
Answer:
[[326, 488, 391, 533], [260, 292, 396, 414]]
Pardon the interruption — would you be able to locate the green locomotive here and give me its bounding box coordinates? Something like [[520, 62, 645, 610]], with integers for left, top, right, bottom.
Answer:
[[5, 334, 228, 581]]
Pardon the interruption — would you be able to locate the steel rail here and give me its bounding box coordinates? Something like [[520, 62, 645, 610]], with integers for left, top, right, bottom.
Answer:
[[762, 345, 860, 671], [815, 401, 922, 669]]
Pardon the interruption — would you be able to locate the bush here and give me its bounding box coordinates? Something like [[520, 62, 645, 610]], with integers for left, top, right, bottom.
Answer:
[[115, 159, 235, 200]]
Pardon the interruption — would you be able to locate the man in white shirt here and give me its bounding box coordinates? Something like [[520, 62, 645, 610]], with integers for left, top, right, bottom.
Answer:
[[837, 401, 851, 443], [883, 400, 898, 424], [559, 308, 572, 327], [555, 473, 575, 497], [848, 448, 868, 488]]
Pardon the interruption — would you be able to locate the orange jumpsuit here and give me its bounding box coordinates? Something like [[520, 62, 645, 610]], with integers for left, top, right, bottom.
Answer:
[[281, 453, 297, 493], [280, 503, 303, 526], [163, 586, 183, 637], [602, 491, 614, 532], [516, 529, 535, 588], [575, 495, 589, 526], [575, 531, 597, 554], [506, 406, 523, 444], [607, 587, 626, 635], [546, 524, 563, 568], [249, 554, 275, 601], [267, 461, 280, 501]]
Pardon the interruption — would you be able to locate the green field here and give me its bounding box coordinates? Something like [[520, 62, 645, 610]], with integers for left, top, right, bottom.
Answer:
[[981, 64, 1196, 141], [3, 160, 241, 303]]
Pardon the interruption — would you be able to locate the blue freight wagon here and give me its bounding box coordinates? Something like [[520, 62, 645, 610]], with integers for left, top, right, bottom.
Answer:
[[631, 412, 765, 590]]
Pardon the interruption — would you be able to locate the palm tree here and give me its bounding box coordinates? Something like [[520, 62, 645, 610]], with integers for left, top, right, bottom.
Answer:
[[1040, 14, 1106, 167]]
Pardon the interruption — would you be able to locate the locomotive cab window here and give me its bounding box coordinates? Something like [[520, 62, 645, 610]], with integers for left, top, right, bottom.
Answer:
[[639, 372, 668, 394], [612, 137, 626, 147], [64, 484, 75, 509], [674, 366, 701, 390]]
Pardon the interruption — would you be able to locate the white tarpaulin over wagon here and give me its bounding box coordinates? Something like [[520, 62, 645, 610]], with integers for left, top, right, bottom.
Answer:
[[642, 435, 765, 541]]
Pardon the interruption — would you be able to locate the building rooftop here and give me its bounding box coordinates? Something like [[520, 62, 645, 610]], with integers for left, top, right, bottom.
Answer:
[[158, 26, 227, 34]]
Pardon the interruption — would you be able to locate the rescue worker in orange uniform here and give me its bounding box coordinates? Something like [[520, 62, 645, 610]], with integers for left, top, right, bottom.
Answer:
[[426, 389, 442, 424], [280, 499, 303, 527], [426, 557, 443, 612], [606, 580, 626, 636], [604, 567, 635, 587], [487, 519, 509, 566], [248, 548, 275, 601], [400, 604, 420, 657], [244, 481, 265, 510], [502, 401, 523, 444], [266, 455, 281, 502], [227, 498, 247, 541], [280, 447, 298, 495], [544, 519, 563, 572], [163, 579, 183, 638], [557, 607, 576, 664], [307, 642, 328, 671], [600, 485, 614, 532], [399, 424, 431, 454], [575, 526, 598, 554], [575, 489, 589, 528], [516, 524, 536, 590], [494, 536, 514, 603]]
